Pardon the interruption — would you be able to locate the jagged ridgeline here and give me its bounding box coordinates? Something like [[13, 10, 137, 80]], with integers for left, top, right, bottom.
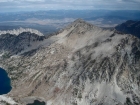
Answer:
[[0, 19, 140, 105], [0, 30, 45, 55], [115, 20, 140, 38]]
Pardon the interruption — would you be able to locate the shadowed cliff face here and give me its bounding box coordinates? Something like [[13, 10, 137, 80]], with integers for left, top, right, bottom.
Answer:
[[115, 20, 140, 38], [0, 19, 140, 105], [27, 100, 46, 105], [0, 32, 45, 55]]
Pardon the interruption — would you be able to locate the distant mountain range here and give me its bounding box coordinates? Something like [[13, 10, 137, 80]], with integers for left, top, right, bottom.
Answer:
[[0, 10, 140, 36]]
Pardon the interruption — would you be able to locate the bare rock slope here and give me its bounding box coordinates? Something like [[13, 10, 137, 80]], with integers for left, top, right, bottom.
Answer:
[[0, 19, 140, 105]]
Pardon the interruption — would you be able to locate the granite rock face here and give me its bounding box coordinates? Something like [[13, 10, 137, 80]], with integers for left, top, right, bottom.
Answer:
[[0, 19, 140, 105]]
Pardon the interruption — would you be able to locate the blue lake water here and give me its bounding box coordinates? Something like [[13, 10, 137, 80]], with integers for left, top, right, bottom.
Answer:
[[0, 67, 12, 95]]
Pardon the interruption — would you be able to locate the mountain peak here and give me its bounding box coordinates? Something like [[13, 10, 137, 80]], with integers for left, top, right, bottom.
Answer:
[[64, 19, 96, 32], [1, 20, 140, 105], [73, 18, 85, 23], [72, 18, 92, 26]]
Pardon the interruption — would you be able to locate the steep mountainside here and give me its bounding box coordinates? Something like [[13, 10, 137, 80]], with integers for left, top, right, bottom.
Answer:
[[0, 32, 45, 55], [0, 19, 140, 105], [115, 20, 140, 38]]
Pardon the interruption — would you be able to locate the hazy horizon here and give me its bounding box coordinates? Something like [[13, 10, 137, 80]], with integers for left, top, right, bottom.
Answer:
[[0, 0, 140, 12]]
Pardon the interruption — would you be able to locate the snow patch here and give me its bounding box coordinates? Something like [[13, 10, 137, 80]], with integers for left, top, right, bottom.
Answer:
[[0, 95, 16, 105], [0, 27, 44, 36]]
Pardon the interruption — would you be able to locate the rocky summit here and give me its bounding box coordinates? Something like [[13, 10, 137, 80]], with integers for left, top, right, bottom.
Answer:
[[0, 19, 140, 105]]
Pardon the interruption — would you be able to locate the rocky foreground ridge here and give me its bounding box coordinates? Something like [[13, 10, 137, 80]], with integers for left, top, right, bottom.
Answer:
[[0, 19, 140, 105]]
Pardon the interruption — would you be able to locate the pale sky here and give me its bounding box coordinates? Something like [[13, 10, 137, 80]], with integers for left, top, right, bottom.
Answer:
[[0, 0, 140, 12]]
